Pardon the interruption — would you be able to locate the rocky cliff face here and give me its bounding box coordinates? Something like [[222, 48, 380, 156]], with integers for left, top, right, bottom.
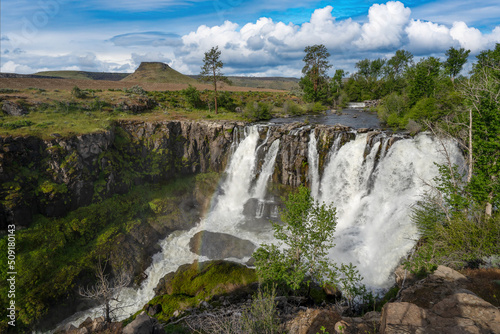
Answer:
[[1, 120, 386, 230], [0, 120, 242, 229]]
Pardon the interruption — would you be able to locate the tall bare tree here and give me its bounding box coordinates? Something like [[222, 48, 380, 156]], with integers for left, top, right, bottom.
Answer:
[[79, 258, 130, 323]]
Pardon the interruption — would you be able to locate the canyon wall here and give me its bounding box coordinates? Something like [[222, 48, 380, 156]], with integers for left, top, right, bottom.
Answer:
[[1, 120, 364, 229]]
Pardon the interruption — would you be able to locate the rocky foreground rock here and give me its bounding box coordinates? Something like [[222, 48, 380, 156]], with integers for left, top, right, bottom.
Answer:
[[377, 265, 500, 334], [63, 265, 500, 334], [336, 265, 500, 334]]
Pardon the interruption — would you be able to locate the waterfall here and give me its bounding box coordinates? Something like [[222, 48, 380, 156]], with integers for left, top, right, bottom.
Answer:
[[209, 126, 260, 221], [318, 132, 462, 289], [308, 131, 320, 198], [58, 125, 279, 330], [252, 139, 280, 200], [57, 125, 462, 330]]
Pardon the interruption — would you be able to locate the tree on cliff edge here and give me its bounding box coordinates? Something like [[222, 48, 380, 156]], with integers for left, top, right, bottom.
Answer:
[[199, 46, 230, 114]]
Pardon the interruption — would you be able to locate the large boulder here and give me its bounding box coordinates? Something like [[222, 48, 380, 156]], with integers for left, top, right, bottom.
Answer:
[[380, 265, 500, 334], [122, 311, 165, 334], [286, 308, 342, 334], [189, 230, 256, 259], [2, 100, 29, 116]]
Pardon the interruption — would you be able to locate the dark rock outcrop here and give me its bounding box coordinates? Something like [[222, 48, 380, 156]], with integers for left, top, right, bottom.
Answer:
[[0, 120, 241, 229], [122, 312, 165, 334], [189, 231, 256, 259], [0, 120, 350, 229], [2, 100, 29, 116]]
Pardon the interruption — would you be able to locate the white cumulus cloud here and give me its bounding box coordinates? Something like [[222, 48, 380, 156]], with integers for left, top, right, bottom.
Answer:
[[405, 20, 455, 54], [450, 21, 488, 53], [2, 1, 500, 76], [354, 1, 411, 50]]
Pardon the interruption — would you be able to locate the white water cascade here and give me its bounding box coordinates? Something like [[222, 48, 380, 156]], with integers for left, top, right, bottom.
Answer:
[[315, 133, 462, 289], [57, 125, 462, 330], [308, 131, 320, 199], [58, 126, 281, 330]]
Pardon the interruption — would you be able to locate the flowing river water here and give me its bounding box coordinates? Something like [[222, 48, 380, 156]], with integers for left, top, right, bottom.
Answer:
[[57, 120, 462, 330]]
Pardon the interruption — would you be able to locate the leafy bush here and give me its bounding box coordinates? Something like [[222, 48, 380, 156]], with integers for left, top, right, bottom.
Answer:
[[376, 92, 408, 127], [407, 162, 500, 273], [126, 85, 146, 95], [244, 102, 272, 121], [241, 284, 282, 334], [71, 86, 87, 99], [408, 97, 438, 121], [306, 102, 327, 113], [283, 100, 303, 116], [217, 91, 238, 111], [181, 85, 205, 109], [90, 98, 106, 112], [0, 88, 19, 93], [254, 186, 366, 307]]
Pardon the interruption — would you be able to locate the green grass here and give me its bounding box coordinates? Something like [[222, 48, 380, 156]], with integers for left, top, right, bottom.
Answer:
[[35, 70, 96, 80], [0, 88, 309, 138]]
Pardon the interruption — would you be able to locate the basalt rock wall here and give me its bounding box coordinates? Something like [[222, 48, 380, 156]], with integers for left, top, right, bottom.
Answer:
[[0, 120, 379, 230], [0, 120, 242, 229]]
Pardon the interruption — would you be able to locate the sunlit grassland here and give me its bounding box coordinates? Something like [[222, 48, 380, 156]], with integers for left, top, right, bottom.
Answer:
[[0, 87, 305, 138]]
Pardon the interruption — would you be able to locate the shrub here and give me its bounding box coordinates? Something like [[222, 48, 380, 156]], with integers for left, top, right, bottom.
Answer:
[[408, 97, 438, 121], [241, 284, 282, 334], [407, 162, 500, 273], [283, 100, 303, 116], [181, 85, 205, 109], [376, 92, 408, 127], [217, 91, 238, 111], [244, 102, 272, 121], [1, 120, 34, 129], [126, 85, 146, 95], [71, 86, 87, 99], [311, 102, 327, 113]]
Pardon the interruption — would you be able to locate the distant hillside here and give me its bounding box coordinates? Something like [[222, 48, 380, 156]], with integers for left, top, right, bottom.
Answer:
[[189, 75, 300, 90], [121, 62, 198, 84], [34, 71, 129, 81], [0, 73, 62, 79]]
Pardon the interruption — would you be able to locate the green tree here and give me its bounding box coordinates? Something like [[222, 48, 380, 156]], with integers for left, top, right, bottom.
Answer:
[[331, 69, 346, 93], [370, 58, 386, 80], [199, 46, 230, 114], [355, 58, 386, 81], [462, 44, 500, 215], [253, 186, 364, 302], [443, 47, 470, 83], [330, 69, 347, 106], [355, 59, 371, 81], [406, 57, 442, 105], [385, 49, 413, 78], [300, 44, 332, 102], [383, 50, 413, 94]]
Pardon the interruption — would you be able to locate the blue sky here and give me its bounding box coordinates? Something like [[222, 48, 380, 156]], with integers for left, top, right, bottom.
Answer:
[[1, 0, 500, 77]]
